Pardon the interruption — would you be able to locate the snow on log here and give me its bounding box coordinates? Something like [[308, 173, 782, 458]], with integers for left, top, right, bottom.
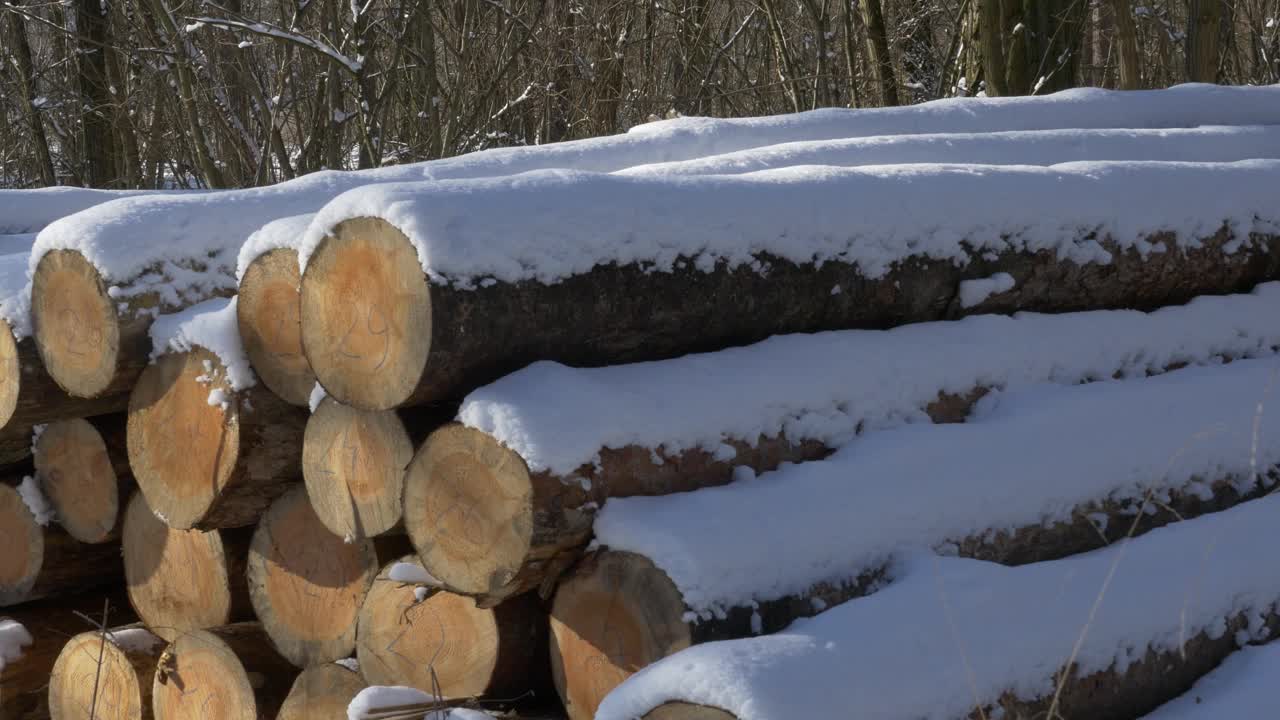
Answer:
[[552, 359, 1280, 718], [33, 415, 130, 543], [0, 589, 136, 720], [597, 493, 1280, 720], [0, 480, 122, 606], [303, 397, 446, 541], [1143, 640, 1280, 719], [150, 623, 296, 720], [277, 662, 368, 720], [128, 300, 307, 529], [406, 285, 1280, 604], [356, 556, 546, 700], [48, 625, 164, 720], [235, 215, 316, 406], [622, 124, 1280, 177], [0, 187, 174, 234], [299, 160, 1280, 411], [121, 493, 253, 643], [246, 485, 380, 667]]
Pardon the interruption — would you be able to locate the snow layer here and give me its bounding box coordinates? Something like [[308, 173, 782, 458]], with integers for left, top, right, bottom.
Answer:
[[0, 252, 31, 334], [958, 272, 1016, 308], [234, 213, 315, 281], [346, 687, 492, 720], [594, 358, 1280, 614], [0, 619, 32, 673], [147, 297, 254, 391], [460, 283, 1280, 477], [598, 491, 1280, 720], [0, 235, 35, 256], [106, 628, 161, 653], [1143, 641, 1280, 718], [0, 187, 174, 234], [300, 160, 1280, 289], [621, 125, 1280, 178], [18, 475, 54, 526], [388, 561, 437, 585]]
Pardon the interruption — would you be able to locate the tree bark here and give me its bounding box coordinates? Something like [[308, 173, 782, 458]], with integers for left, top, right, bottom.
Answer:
[[3, 3, 57, 186], [150, 624, 297, 719], [75, 0, 120, 187], [1110, 0, 1142, 89], [860, 0, 900, 105], [1187, 0, 1226, 81], [49, 626, 165, 720]]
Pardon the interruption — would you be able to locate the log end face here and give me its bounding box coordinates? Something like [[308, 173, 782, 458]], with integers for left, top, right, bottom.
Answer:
[[0, 483, 43, 606], [550, 551, 691, 720], [122, 493, 234, 643], [302, 396, 412, 540], [151, 630, 257, 720], [127, 348, 240, 530], [645, 703, 739, 720], [300, 218, 431, 411], [405, 424, 535, 599], [31, 249, 120, 399], [248, 486, 379, 667], [277, 663, 367, 720], [49, 632, 147, 720], [34, 418, 120, 543], [237, 249, 315, 407], [0, 320, 19, 428]]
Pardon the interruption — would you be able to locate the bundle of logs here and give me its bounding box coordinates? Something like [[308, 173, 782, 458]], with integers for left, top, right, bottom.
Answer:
[[2, 166, 1280, 720]]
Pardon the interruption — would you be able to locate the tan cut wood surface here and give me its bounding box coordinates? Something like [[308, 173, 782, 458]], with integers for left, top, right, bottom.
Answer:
[[30, 250, 119, 398], [237, 248, 315, 407], [247, 486, 379, 667], [300, 217, 432, 410], [49, 626, 163, 720], [303, 396, 413, 540], [645, 704, 738, 720], [151, 624, 295, 720], [276, 663, 367, 720], [33, 417, 121, 543]]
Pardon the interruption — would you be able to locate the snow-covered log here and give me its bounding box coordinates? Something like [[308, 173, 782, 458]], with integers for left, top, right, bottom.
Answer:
[[0, 589, 136, 720], [121, 493, 253, 643], [245, 486, 381, 667], [303, 396, 445, 541], [622, 124, 1280, 177], [1143, 640, 1280, 719], [405, 285, 1280, 605], [597, 493, 1280, 720], [48, 625, 164, 720], [32, 415, 130, 544], [277, 662, 368, 720], [551, 358, 1280, 718], [299, 161, 1280, 411], [0, 187, 172, 235], [150, 624, 296, 719], [127, 300, 307, 529], [0, 480, 122, 606], [356, 556, 547, 700]]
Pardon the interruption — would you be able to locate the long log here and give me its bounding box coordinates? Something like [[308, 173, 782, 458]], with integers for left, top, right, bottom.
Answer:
[[551, 469, 1275, 720], [0, 329, 126, 433], [276, 663, 368, 720], [0, 482, 122, 607], [245, 486, 380, 668], [356, 556, 546, 700], [0, 423, 34, 469], [33, 415, 130, 543], [48, 626, 164, 720], [0, 590, 136, 720], [127, 346, 307, 529], [150, 624, 296, 720], [236, 247, 315, 407], [298, 165, 1280, 413], [121, 492, 253, 643]]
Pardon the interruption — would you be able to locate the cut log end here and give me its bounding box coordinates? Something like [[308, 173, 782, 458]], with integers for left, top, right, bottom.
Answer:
[[277, 663, 368, 719], [49, 628, 162, 720], [300, 217, 431, 411], [127, 347, 240, 530], [357, 556, 544, 699], [302, 396, 412, 540], [237, 248, 314, 407], [645, 703, 739, 720], [0, 483, 43, 606], [247, 486, 379, 667], [31, 249, 120, 399], [550, 551, 692, 720], [122, 493, 239, 643], [404, 424, 535, 599], [150, 629, 261, 720], [34, 418, 120, 543], [0, 319, 19, 428]]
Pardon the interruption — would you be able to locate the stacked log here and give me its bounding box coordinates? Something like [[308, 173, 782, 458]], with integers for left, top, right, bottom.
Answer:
[[47, 626, 164, 720], [32, 416, 130, 544], [276, 663, 368, 720], [236, 247, 314, 408], [150, 624, 296, 719], [0, 482, 121, 606]]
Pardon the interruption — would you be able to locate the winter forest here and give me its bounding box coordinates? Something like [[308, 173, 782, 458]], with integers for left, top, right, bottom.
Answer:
[[1, 0, 1278, 189]]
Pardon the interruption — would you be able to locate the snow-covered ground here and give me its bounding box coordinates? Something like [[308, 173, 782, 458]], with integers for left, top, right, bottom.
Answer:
[[0, 187, 177, 234]]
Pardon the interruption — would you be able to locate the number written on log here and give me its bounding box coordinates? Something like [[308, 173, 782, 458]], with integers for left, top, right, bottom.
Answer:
[[333, 303, 390, 373]]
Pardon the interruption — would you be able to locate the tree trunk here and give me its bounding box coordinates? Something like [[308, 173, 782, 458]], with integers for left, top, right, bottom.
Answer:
[[300, 217, 1280, 412], [75, 0, 120, 187], [127, 347, 307, 530], [355, 556, 548, 699], [1110, 0, 1142, 89], [150, 624, 297, 719], [121, 492, 254, 644], [237, 248, 316, 407], [49, 626, 165, 720], [860, 0, 900, 105], [3, 4, 57, 186], [1187, 0, 1226, 81], [33, 414, 131, 544], [277, 663, 368, 719], [0, 481, 122, 606]]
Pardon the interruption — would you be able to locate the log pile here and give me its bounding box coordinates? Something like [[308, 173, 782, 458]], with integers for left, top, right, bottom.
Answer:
[[3, 97, 1280, 720]]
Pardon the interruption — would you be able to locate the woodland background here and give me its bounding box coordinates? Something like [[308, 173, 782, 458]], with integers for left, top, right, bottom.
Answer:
[[1, 0, 1277, 189]]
